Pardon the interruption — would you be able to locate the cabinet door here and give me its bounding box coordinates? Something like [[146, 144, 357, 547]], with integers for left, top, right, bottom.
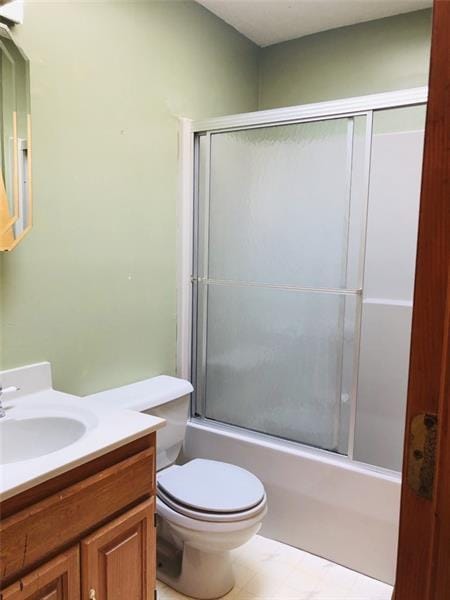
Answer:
[[1, 547, 80, 600], [81, 499, 155, 600]]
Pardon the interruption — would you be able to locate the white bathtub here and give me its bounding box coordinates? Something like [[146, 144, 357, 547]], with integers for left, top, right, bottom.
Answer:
[[183, 419, 400, 584]]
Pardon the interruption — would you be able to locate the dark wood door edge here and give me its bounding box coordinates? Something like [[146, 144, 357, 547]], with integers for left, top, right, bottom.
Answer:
[[395, 1, 450, 598]]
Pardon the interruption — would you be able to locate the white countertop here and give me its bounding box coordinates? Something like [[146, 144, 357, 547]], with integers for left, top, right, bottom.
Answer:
[[0, 363, 191, 501]]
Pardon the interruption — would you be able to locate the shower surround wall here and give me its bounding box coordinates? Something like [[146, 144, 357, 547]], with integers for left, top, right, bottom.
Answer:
[[354, 106, 426, 471]]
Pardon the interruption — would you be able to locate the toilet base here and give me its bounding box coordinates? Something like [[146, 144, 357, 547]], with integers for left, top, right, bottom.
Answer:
[[158, 543, 235, 599]]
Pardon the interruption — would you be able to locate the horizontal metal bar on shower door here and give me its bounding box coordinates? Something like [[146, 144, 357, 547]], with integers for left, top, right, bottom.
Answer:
[[191, 277, 363, 296], [191, 87, 428, 132]]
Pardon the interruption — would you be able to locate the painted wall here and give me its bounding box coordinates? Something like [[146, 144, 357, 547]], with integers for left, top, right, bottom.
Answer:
[[0, 0, 259, 395], [258, 9, 432, 109], [0, 5, 432, 398]]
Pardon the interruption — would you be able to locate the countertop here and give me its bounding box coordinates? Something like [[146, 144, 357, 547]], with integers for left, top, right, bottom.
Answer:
[[0, 363, 192, 501]]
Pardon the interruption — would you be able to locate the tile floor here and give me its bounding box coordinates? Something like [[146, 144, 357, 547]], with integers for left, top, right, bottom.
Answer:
[[157, 535, 393, 600]]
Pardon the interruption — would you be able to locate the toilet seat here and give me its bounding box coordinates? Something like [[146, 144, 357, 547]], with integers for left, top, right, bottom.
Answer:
[[157, 459, 266, 523], [157, 486, 267, 523], [156, 494, 268, 532]]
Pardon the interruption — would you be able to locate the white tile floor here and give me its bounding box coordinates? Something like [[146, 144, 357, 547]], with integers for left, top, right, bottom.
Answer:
[[157, 535, 393, 600]]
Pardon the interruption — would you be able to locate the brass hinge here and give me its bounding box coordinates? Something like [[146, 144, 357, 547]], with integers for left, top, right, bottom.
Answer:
[[407, 412, 438, 500], [154, 589, 158, 600], [154, 513, 159, 528]]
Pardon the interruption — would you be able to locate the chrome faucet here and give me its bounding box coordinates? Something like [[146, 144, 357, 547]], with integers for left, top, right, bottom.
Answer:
[[0, 385, 20, 417]]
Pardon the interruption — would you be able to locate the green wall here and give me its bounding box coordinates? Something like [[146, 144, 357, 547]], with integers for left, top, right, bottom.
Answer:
[[258, 9, 432, 109], [0, 0, 259, 395], [0, 5, 432, 396]]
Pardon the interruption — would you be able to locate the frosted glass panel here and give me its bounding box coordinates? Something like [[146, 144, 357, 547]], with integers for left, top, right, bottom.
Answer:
[[204, 284, 357, 451], [194, 115, 370, 455], [208, 119, 364, 289]]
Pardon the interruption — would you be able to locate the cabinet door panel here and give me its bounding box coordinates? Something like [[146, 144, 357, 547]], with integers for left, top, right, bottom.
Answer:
[[81, 499, 155, 600], [1, 547, 80, 600]]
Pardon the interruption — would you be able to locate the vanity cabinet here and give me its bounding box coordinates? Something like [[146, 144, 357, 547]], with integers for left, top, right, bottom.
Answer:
[[0, 434, 157, 600]]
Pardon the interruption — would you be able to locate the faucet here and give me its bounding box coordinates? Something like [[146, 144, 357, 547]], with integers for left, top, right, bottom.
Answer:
[[0, 385, 20, 418]]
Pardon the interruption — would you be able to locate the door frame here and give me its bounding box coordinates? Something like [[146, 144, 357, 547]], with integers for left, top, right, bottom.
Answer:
[[394, 1, 450, 598]]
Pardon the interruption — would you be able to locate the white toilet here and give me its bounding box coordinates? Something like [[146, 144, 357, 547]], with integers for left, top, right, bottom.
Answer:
[[144, 383, 268, 599]]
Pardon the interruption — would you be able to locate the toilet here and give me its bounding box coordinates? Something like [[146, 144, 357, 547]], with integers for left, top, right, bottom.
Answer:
[[143, 382, 268, 599]]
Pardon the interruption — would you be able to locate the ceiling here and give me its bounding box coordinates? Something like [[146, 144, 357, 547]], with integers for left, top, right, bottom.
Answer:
[[195, 0, 432, 47]]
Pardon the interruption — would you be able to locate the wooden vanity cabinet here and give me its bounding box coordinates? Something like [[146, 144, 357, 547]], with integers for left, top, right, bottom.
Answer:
[[0, 433, 157, 600]]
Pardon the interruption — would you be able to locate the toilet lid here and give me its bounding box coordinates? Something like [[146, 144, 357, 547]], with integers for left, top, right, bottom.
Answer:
[[157, 459, 265, 514]]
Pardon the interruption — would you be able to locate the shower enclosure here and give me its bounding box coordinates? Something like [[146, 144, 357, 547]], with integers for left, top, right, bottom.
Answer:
[[180, 88, 427, 582], [189, 90, 426, 473]]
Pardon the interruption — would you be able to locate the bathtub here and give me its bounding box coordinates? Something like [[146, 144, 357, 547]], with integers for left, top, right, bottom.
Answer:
[[183, 419, 401, 584]]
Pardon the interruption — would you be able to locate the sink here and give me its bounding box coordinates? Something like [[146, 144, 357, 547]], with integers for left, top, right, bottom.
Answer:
[[0, 411, 95, 465]]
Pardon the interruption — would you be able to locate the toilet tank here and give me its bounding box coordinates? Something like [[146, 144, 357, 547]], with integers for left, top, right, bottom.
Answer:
[[88, 375, 193, 471], [144, 394, 191, 470]]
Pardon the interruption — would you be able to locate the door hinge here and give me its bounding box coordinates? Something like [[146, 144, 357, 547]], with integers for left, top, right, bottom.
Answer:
[[154, 512, 159, 528], [154, 589, 158, 600], [407, 412, 438, 500]]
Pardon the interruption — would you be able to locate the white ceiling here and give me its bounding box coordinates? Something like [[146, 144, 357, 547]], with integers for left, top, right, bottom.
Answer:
[[195, 0, 432, 47]]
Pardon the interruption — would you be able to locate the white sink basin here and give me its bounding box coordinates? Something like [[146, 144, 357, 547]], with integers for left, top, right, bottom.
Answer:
[[0, 407, 98, 465], [0, 363, 167, 501]]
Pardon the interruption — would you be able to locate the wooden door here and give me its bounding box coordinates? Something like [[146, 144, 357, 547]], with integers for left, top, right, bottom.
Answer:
[[0, 547, 80, 600], [81, 499, 155, 600], [394, 0, 450, 598]]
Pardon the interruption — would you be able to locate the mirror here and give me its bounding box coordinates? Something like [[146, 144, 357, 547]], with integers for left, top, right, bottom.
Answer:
[[0, 23, 31, 251]]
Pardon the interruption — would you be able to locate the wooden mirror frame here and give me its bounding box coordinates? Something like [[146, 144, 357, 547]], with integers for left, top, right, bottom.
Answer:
[[0, 23, 32, 252]]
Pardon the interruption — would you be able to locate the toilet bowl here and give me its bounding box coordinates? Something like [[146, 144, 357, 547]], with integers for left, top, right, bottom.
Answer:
[[156, 459, 268, 599]]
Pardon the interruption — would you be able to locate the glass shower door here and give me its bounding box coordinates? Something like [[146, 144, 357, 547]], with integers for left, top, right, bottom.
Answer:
[[193, 116, 370, 454]]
